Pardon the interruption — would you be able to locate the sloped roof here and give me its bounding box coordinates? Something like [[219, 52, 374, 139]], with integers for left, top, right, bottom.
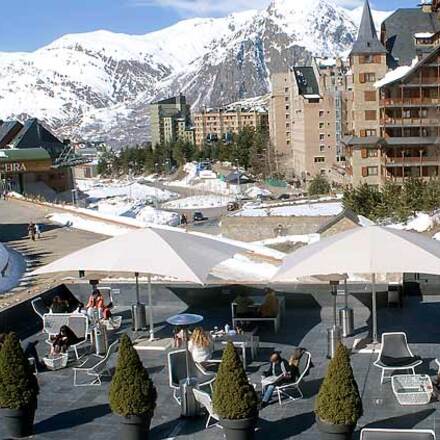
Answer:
[[316, 208, 361, 234], [382, 7, 440, 66], [10, 119, 63, 149], [351, 0, 387, 56], [0, 121, 23, 149], [293, 67, 319, 97]]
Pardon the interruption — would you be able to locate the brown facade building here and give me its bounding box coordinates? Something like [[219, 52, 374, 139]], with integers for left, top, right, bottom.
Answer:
[[344, 0, 440, 186], [193, 102, 268, 148], [269, 60, 351, 183]]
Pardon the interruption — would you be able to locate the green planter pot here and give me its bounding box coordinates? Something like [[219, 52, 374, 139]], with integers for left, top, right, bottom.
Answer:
[[0, 402, 36, 438], [119, 413, 152, 440], [316, 416, 355, 440], [220, 416, 258, 440]]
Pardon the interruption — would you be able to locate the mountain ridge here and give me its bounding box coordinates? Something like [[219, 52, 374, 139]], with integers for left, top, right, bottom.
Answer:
[[0, 0, 392, 146]]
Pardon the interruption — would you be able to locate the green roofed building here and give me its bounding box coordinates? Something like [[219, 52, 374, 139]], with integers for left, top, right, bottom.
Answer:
[[0, 118, 88, 197]]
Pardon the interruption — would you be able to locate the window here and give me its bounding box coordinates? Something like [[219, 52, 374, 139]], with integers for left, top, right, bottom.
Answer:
[[285, 105, 290, 110], [320, 145, 325, 152], [285, 97, 289, 102], [319, 110, 324, 117], [365, 110, 377, 121], [314, 157, 325, 163], [359, 54, 382, 64], [368, 149, 378, 158], [319, 122, 324, 129], [285, 123, 290, 128], [319, 134, 325, 140], [359, 72, 376, 83], [286, 114, 289, 119], [364, 91, 376, 102], [285, 87, 289, 93], [367, 166, 378, 176]]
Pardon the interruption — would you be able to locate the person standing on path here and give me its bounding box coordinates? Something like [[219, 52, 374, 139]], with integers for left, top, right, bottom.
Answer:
[[28, 222, 36, 241], [35, 223, 41, 239]]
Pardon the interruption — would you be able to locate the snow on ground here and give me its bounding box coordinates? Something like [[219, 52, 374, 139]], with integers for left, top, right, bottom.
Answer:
[[234, 202, 343, 217], [76, 178, 177, 203], [0, 246, 26, 295], [88, 197, 180, 226], [254, 234, 320, 246], [358, 215, 375, 227], [163, 195, 233, 210], [47, 213, 133, 236], [245, 186, 272, 198], [387, 212, 440, 233]]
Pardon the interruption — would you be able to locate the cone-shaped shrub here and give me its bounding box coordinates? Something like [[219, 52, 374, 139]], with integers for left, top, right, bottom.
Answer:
[[109, 334, 157, 418], [212, 341, 258, 420], [315, 343, 362, 425], [0, 333, 39, 409]]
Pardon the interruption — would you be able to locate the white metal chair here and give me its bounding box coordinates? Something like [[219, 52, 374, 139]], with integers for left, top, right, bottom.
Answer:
[[193, 388, 220, 428], [360, 428, 435, 440], [167, 349, 216, 404], [43, 313, 89, 360], [31, 297, 49, 320], [373, 332, 422, 384], [275, 351, 311, 405], [73, 340, 118, 386]]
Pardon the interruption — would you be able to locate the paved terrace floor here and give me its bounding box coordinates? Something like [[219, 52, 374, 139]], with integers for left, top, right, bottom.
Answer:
[[1, 294, 440, 440]]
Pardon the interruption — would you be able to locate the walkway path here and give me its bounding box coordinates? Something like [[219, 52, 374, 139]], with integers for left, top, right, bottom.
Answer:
[[0, 198, 107, 309]]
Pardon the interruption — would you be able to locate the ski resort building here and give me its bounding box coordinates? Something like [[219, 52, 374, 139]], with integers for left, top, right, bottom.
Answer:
[[269, 59, 352, 184], [193, 99, 269, 148], [344, 0, 440, 186], [0, 119, 87, 198], [149, 95, 195, 147]]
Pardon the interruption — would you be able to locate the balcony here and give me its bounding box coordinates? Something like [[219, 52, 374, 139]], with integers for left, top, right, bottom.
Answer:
[[385, 156, 440, 167], [380, 118, 439, 127], [380, 97, 440, 106]]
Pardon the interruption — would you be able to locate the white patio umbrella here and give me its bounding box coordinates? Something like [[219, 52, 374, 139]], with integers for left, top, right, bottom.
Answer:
[[32, 226, 252, 339], [271, 226, 440, 343]]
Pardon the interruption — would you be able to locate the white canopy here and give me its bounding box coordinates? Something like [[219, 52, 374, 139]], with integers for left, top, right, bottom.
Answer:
[[272, 226, 440, 343], [32, 226, 250, 284], [272, 226, 440, 282], [33, 226, 251, 340]]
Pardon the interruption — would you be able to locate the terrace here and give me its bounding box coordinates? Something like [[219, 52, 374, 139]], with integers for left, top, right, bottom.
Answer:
[[1, 282, 439, 440]]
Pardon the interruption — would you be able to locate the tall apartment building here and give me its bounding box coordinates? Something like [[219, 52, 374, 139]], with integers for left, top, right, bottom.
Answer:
[[344, 0, 440, 186], [149, 95, 195, 147], [269, 59, 351, 182], [193, 102, 269, 148]]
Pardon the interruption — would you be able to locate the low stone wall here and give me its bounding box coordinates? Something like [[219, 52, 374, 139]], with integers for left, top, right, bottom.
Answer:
[[220, 215, 333, 241]]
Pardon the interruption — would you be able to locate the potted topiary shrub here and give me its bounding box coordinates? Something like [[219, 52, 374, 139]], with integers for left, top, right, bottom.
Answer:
[[212, 341, 259, 440], [315, 343, 363, 440], [0, 333, 39, 438], [109, 334, 157, 440]]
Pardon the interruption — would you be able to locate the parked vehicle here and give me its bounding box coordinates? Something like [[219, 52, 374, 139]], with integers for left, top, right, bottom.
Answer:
[[277, 193, 291, 200], [193, 211, 207, 222], [227, 201, 240, 211]]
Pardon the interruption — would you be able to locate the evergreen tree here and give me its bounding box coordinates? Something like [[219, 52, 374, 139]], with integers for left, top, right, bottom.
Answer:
[[308, 174, 331, 196], [0, 333, 39, 409], [109, 334, 157, 417], [212, 342, 258, 420], [315, 343, 362, 425]]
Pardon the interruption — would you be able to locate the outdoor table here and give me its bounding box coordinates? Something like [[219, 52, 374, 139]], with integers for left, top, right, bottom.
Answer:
[[211, 331, 258, 369], [391, 374, 433, 405]]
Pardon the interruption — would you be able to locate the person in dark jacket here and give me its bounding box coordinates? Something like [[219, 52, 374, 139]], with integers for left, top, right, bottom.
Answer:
[[261, 352, 291, 406], [51, 325, 81, 355], [50, 296, 69, 314]]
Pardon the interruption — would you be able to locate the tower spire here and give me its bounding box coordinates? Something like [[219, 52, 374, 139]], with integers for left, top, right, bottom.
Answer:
[[350, 0, 386, 56]]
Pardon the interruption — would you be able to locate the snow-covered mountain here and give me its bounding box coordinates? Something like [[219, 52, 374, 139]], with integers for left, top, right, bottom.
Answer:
[[0, 0, 391, 146]]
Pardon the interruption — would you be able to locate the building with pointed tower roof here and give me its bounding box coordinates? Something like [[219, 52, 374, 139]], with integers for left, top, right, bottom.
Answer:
[[344, 0, 440, 186]]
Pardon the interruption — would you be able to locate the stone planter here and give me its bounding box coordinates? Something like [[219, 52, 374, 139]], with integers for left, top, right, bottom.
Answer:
[[119, 413, 152, 440], [316, 416, 355, 440], [220, 416, 258, 440], [0, 403, 36, 438]]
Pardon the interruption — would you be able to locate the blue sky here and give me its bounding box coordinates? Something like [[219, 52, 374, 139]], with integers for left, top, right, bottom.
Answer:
[[0, 0, 416, 52]]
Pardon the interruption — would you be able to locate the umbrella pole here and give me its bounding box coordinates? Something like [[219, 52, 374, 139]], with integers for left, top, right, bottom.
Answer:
[[372, 273, 378, 344], [331, 282, 338, 328], [148, 274, 155, 341], [344, 279, 348, 308], [135, 272, 140, 304]]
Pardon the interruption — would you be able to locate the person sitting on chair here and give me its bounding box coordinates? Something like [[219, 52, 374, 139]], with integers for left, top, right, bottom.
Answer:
[[86, 289, 112, 320], [261, 352, 291, 407], [50, 295, 69, 314], [259, 288, 279, 318], [188, 327, 214, 364], [234, 291, 255, 318], [50, 325, 81, 355]]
